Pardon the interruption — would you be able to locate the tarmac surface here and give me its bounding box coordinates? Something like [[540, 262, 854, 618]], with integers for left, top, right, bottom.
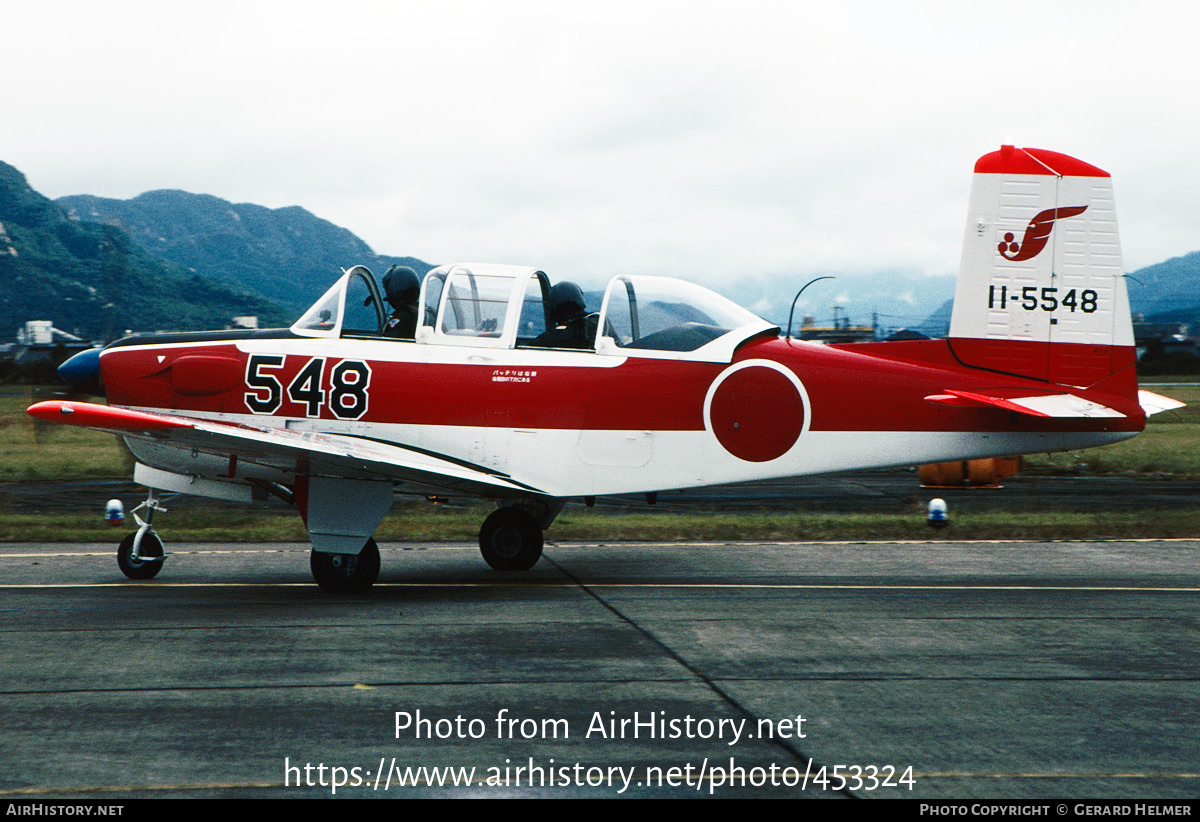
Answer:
[[1, 536, 1197, 799]]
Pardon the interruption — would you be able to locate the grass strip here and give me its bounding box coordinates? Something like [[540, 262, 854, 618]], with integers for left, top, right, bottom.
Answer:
[[3, 505, 1199, 543]]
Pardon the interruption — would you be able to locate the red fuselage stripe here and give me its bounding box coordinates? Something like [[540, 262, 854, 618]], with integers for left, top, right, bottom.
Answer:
[[98, 336, 1146, 435]]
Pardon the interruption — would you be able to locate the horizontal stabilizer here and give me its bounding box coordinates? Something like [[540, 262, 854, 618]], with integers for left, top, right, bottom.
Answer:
[[1138, 390, 1186, 416], [925, 389, 1125, 419]]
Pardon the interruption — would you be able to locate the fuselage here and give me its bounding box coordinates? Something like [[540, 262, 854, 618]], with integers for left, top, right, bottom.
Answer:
[[98, 327, 1144, 499]]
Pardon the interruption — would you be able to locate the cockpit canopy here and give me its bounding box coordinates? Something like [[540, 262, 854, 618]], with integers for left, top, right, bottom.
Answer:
[[291, 263, 778, 362]]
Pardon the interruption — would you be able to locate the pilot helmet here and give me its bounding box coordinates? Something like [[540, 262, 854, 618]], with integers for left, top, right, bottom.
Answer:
[[382, 265, 420, 309], [547, 281, 586, 325]]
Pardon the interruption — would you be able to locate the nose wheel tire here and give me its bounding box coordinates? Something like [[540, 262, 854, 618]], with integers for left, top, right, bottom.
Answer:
[[117, 531, 165, 580], [479, 507, 544, 571], [310, 538, 381, 593]]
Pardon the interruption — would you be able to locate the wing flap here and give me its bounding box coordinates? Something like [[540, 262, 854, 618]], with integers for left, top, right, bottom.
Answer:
[[27, 400, 544, 497]]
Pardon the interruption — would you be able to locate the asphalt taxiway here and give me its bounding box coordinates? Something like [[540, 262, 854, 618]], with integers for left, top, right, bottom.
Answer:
[[0, 537, 1196, 799]]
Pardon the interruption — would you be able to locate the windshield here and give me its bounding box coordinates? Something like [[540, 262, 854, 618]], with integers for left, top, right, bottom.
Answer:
[[292, 279, 343, 335]]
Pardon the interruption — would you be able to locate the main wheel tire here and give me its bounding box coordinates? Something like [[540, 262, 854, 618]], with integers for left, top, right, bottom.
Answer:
[[117, 531, 165, 580], [310, 538, 380, 593], [479, 507, 543, 571]]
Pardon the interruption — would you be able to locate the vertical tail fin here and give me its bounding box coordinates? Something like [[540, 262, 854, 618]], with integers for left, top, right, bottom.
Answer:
[[947, 146, 1135, 392]]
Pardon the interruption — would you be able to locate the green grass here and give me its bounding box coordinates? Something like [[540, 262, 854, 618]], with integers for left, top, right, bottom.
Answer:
[[1021, 384, 1200, 476], [0, 389, 132, 481], [546, 508, 1200, 541], [4, 504, 1200, 543]]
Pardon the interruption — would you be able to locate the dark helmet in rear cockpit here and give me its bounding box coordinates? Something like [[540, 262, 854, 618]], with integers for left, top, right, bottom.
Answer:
[[547, 281, 586, 325], [382, 265, 420, 309]]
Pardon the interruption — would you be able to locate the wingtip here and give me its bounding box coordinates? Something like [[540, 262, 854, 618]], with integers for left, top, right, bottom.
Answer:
[[26, 400, 69, 422], [26, 401, 190, 431]]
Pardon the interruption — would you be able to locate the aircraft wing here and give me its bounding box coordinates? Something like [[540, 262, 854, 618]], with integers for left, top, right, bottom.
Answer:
[[26, 400, 545, 498]]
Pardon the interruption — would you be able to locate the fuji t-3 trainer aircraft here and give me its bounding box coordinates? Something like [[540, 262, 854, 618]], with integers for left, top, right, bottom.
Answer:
[[29, 146, 1181, 591]]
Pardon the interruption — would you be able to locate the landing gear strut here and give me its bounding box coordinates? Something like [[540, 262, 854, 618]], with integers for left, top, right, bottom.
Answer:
[[116, 490, 167, 580], [479, 506, 544, 571], [310, 538, 380, 593]]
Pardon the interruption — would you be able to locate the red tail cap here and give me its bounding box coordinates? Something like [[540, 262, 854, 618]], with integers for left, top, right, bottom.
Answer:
[[974, 146, 1110, 177]]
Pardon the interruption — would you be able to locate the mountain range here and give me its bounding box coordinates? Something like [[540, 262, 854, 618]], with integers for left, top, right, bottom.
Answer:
[[56, 191, 431, 316], [0, 161, 293, 340], [3, 157, 1198, 341]]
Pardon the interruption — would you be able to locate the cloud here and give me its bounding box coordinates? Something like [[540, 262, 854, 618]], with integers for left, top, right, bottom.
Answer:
[[5, 0, 1198, 287]]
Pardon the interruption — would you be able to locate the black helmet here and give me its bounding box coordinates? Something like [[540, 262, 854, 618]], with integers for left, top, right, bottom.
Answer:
[[382, 265, 420, 309], [547, 281, 586, 324]]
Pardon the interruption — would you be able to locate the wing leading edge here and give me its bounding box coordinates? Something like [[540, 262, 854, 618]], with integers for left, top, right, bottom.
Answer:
[[26, 400, 545, 498]]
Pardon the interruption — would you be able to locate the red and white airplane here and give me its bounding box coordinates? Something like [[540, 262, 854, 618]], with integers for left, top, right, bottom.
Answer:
[[28, 146, 1182, 591]]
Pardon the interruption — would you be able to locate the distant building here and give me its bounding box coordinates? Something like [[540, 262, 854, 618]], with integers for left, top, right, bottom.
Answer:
[[1132, 316, 1189, 343], [798, 313, 876, 343], [1132, 316, 1199, 371], [17, 321, 83, 346], [4, 321, 94, 378]]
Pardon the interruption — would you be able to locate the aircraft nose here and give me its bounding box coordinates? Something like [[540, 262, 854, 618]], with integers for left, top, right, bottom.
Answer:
[[57, 346, 105, 396]]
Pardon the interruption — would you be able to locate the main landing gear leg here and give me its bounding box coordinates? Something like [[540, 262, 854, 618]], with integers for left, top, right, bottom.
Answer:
[[310, 538, 381, 593], [117, 489, 167, 580]]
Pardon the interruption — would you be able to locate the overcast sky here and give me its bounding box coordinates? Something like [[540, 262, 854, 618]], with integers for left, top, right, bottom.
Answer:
[[5, 0, 1198, 289]]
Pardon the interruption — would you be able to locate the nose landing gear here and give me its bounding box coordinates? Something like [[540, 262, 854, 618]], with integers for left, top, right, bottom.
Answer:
[[116, 490, 167, 580]]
